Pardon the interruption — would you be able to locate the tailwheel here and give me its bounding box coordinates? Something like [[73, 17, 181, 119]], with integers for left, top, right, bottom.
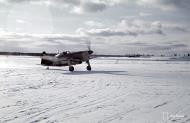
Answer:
[[86, 66, 91, 71], [69, 66, 74, 72]]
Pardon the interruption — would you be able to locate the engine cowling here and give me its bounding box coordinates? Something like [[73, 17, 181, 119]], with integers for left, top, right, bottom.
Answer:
[[41, 59, 53, 66]]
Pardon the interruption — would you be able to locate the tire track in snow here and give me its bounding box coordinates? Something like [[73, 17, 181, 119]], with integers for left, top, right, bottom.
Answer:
[[97, 107, 138, 123], [0, 78, 112, 122], [0, 76, 133, 123], [153, 102, 168, 109], [24, 87, 132, 122]]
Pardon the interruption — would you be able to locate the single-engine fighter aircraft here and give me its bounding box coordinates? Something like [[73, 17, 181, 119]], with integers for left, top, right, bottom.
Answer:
[[40, 49, 93, 72]]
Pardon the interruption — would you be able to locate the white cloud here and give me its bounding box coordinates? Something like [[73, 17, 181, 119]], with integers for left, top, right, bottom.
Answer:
[[137, 0, 190, 11], [80, 19, 164, 37], [162, 22, 189, 32], [0, 0, 190, 54], [0, 30, 91, 52], [139, 12, 151, 17], [16, 19, 25, 24], [0, 0, 112, 14], [77, 19, 189, 38], [80, 1, 107, 13], [137, 0, 175, 11], [1, 0, 190, 13], [0, 31, 88, 44], [84, 21, 104, 28], [86, 28, 138, 36], [70, 6, 83, 14]]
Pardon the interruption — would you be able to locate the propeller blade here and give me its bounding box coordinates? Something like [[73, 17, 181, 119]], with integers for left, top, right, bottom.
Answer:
[[88, 50, 93, 54], [86, 41, 91, 51], [86, 41, 94, 54]]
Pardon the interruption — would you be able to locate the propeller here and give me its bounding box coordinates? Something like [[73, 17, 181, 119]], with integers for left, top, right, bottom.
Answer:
[[86, 41, 93, 54], [42, 51, 47, 56]]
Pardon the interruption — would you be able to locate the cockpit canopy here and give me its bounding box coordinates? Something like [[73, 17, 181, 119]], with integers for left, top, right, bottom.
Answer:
[[55, 51, 69, 58]]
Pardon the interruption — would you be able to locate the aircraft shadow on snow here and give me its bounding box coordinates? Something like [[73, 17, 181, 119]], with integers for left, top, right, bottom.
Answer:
[[65, 70, 127, 75], [48, 68, 127, 75]]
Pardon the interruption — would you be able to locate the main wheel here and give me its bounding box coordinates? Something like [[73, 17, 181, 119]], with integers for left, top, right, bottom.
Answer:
[[86, 66, 91, 71], [69, 66, 74, 72]]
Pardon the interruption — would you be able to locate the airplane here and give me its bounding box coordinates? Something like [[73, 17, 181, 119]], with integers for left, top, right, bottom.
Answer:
[[40, 48, 94, 72]]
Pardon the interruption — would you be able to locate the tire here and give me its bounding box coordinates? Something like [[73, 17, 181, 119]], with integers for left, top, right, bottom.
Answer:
[[69, 66, 74, 72], [87, 66, 91, 71]]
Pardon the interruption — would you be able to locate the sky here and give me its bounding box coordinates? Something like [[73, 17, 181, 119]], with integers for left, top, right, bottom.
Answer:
[[0, 0, 190, 55]]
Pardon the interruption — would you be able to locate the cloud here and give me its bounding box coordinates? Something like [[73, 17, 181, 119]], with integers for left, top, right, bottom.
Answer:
[[2, 0, 190, 13], [0, 30, 94, 53], [78, 19, 164, 37], [171, 44, 188, 48], [65, 0, 110, 14], [85, 28, 163, 37], [84, 21, 104, 28], [84, 1, 107, 12], [163, 23, 189, 32], [137, 0, 190, 11], [78, 19, 189, 37], [0, 31, 88, 49], [139, 12, 151, 17], [85, 28, 138, 37], [16, 19, 26, 24], [0, 30, 189, 55], [158, 0, 190, 10], [0, 0, 114, 14]]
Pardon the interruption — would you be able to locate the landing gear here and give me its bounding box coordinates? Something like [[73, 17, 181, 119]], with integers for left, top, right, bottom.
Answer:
[[86, 60, 91, 71], [69, 66, 74, 72], [68, 60, 74, 72], [86, 65, 91, 71]]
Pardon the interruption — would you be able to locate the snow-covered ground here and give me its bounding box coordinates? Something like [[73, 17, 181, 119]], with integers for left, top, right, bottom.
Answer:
[[0, 56, 190, 123]]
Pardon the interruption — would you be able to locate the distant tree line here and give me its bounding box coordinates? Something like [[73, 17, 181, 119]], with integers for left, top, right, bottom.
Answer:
[[173, 53, 190, 57], [0, 51, 149, 57], [1, 51, 189, 57], [0, 52, 55, 56]]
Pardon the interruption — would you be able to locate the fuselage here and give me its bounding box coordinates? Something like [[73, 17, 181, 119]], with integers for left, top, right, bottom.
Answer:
[[41, 51, 91, 66]]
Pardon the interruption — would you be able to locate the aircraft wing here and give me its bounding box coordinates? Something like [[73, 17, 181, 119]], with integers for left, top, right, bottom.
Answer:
[[59, 57, 81, 62]]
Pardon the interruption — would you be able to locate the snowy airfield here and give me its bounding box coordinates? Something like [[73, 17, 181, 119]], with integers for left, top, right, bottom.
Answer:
[[0, 56, 190, 123]]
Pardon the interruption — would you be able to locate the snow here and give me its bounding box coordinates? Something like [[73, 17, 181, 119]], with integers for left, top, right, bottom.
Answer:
[[0, 56, 190, 123]]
